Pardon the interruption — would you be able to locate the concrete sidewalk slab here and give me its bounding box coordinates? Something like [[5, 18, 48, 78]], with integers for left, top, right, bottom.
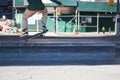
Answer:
[[0, 65, 120, 80]]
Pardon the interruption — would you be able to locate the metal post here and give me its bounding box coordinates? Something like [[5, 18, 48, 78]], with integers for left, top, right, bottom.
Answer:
[[116, 0, 120, 36], [78, 12, 80, 32], [54, 7, 57, 33], [97, 13, 99, 34], [117, 0, 119, 14], [56, 8, 58, 33], [36, 20, 39, 32], [75, 10, 78, 31], [13, 0, 15, 7]]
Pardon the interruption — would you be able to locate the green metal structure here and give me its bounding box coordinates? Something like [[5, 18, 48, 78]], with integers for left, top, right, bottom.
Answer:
[[77, 1, 116, 12], [12, 0, 117, 33]]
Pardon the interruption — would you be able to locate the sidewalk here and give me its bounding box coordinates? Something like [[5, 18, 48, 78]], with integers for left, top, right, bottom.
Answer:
[[44, 32, 115, 37], [0, 65, 120, 80], [0, 31, 115, 37]]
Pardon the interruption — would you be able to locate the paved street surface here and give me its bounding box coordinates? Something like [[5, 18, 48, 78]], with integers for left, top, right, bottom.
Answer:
[[0, 65, 120, 80]]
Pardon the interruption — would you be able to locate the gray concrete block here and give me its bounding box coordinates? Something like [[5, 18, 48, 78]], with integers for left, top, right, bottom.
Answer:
[[0, 43, 115, 65]]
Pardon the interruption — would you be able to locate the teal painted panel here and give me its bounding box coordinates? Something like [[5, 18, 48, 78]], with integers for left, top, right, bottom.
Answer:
[[15, 14, 55, 32], [45, 0, 77, 6], [15, 14, 37, 31], [28, 20, 39, 31], [44, 3, 58, 7], [15, 14, 75, 32], [57, 21, 65, 32], [61, 0, 77, 6], [15, 14, 23, 29], [28, 25, 37, 31], [46, 16, 75, 32], [77, 2, 116, 12], [13, 0, 24, 7], [80, 25, 87, 32], [46, 16, 55, 32], [65, 22, 74, 32], [14, 0, 77, 7]]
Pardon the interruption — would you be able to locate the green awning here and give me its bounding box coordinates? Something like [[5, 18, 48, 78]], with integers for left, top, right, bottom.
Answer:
[[45, 0, 77, 7], [14, 0, 77, 7], [77, 1, 116, 12]]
